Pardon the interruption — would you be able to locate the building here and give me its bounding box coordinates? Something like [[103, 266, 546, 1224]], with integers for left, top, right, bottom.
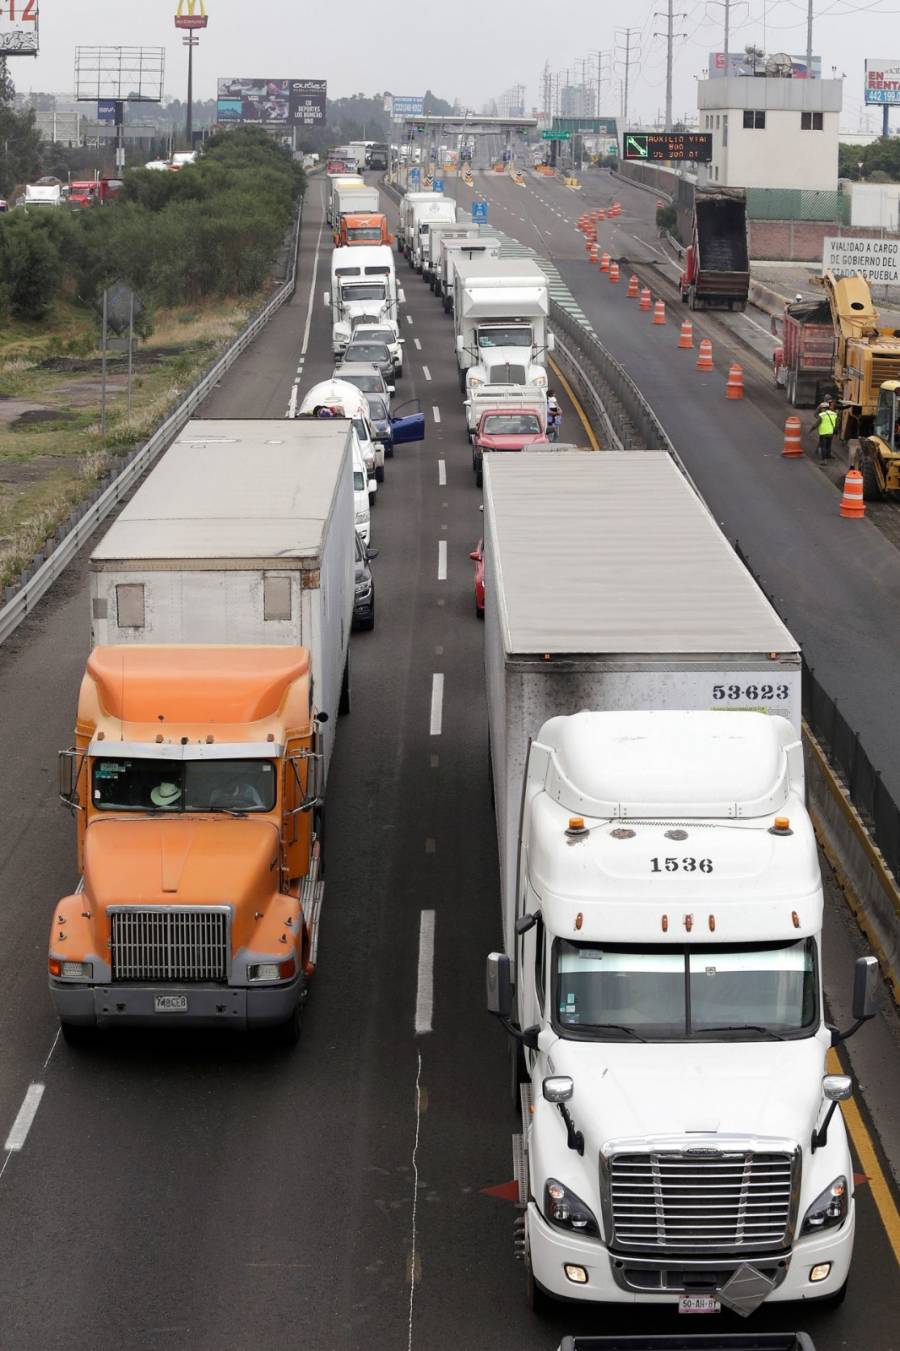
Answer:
[[697, 75, 843, 190], [560, 84, 593, 119]]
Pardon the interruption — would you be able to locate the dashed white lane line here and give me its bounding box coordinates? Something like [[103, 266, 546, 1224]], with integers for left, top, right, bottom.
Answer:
[[287, 185, 326, 419], [414, 337, 422, 350], [406, 314, 414, 324], [432, 405, 441, 424], [741, 311, 780, 343], [437, 540, 447, 580], [414, 910, 436, 1035], [438, 458, 446, 487], [4, 1083, 45, 1152], [422, 365, 432, 381], [429, 674, 444, 735]]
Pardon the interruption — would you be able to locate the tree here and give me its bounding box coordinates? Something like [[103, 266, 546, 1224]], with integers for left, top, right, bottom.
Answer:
[[0, 104, 45, 196]]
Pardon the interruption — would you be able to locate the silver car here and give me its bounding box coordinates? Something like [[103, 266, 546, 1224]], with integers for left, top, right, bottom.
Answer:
[[333, 361, 394, 402], [341, 341, 395, 389]]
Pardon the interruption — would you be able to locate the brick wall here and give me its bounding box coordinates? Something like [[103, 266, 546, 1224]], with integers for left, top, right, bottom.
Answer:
[[749, 220, 900, 260]]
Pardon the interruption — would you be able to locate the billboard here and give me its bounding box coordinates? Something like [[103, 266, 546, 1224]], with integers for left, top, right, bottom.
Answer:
[[174, 0, 208, 29], [392, 95, 425, 118], [822, 235, 900, 284], [216, 78, 326, 127], [708, 51, 821, 79], [864, 60, 900, 105], [0, 0, 38, 55]]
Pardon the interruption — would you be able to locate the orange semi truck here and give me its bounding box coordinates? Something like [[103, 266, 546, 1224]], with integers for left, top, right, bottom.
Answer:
[[51, 645, 325, 1044], [334, 212, 393, 247]]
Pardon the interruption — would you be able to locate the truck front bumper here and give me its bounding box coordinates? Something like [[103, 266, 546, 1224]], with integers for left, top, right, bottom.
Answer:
[[50, 972, 305, 1031], [526, 1200, 854, 1305]]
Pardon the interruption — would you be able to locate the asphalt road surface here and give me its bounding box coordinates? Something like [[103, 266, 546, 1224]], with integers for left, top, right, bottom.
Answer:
[[0, 174, 897, 1351]]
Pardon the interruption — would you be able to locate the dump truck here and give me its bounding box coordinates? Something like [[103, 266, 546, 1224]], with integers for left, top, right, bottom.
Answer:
[[680, 186, 749, 312], [773, 300, 835, 408], [481, 451, 877, 1315]]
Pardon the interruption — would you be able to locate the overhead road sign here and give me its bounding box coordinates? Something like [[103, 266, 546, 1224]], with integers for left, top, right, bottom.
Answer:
[[392, 95, 425, 117], [0, 0, 38, 56], [552, 117, 617, 135], [542, 130, 570, 141], [823, 235, 900, 284], [623, 131, 712, 162], [865, 59, 900, 105]]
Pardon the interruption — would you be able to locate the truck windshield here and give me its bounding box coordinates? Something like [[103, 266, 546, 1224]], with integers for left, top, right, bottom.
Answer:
[[477, 327, 532, 348], [341, 283, 387, 302], [554, 938, 817, 1040], [482, 413, 542, 435], [92, 758, 276, 813], [348, 228, 384, 241]]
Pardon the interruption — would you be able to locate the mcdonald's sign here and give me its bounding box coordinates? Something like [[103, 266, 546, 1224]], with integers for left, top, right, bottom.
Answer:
[[175, 0, 208, 29]]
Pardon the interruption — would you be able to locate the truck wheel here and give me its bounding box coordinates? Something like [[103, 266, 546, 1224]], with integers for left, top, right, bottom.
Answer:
[[861, 452, 883, 501], [275, 997, 304, 1047], [476, 465, 483, 488], [385, 442, 394, 458], [458, 368, 467, 394], [375, 463, 385, 483], [396, 365, 403, 380], [360, 601, 375, 632], [339, 657, 351, 716]]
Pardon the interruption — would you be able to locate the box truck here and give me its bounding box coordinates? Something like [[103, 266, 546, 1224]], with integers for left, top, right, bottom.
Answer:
[[453, 257, 554, 395]]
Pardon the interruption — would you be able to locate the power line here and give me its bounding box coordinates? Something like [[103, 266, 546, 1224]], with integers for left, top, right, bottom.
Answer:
[[654, 1, 687, 130], [616, 27, 641, 127]]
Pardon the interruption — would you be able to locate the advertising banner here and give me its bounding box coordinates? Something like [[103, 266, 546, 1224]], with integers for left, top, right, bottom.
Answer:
[[174, 0, 208, 29], [822, 235, 900, 284], [392, 96, 425, 118], [0, 0, 38, 55], [708, 51, 821, 78], [216, 77, 326, 126], [864, 60, 900, 105], [291, 78, 326, 124], [97, 99, 118, 123]]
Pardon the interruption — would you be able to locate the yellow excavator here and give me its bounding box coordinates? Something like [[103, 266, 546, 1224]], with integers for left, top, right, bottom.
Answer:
[[814, 270, 900, 498]]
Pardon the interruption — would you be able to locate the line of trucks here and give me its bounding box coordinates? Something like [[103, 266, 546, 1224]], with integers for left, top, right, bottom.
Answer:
[[387, 171, 878, 1331]]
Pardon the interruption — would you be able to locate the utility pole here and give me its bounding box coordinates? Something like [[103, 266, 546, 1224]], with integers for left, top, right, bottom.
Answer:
[[805, 0, 813, 76], [724, 0, 730, 61], [616, 28, 640, 130], [182, 33, 199, 150], [655, 0, 687, 130]]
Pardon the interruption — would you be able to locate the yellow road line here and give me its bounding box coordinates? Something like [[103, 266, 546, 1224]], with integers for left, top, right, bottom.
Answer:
[[547, 355, 600, 451], [827, 1046, 900, 1264]]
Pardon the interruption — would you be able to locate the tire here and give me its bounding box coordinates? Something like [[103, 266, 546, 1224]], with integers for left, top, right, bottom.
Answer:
[[338, 656, 351, 715], [385, 443, 394, 458], [275, 996, 304, 1047], [369, 489, 376, 507], [476, 466, 483, 488], [861, 451, 883, 501], [476, 597, 484, 620], [375, 463, 385, 483], [360, 602, 375, 632], [60, 1020, 96, 1047], [458, 368, 467, 394], [396, 365, 403, 380]]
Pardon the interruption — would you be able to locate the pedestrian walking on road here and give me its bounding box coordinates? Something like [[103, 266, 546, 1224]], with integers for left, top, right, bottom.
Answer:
[[810, 401, 838, 460], [547, 391, 561, 442]]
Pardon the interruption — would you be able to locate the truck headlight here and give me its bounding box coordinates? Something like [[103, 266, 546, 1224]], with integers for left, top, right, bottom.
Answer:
[[467, 375, 484, 388], [355, 510, 369, 524], [544, 1178, 599, 1236], [48, 959, 93, 980], [248, 959, 296, 982], [354, 580, 371, 597], [532, 371, 548, 388], [801, 1176, 848, 1234]]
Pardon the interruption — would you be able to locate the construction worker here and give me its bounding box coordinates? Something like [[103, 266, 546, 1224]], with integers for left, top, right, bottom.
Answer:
[[810, 401, 838, 461]]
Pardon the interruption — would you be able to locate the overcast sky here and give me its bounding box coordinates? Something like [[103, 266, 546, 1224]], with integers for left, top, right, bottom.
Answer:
[[13, 0, 896, 132]]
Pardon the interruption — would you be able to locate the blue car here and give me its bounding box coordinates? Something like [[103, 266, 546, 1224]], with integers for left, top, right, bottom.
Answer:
[[365, 393, 426, 457]]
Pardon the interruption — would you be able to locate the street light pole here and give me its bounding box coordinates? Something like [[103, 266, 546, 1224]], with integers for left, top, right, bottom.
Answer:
[[183, 34, 198, 150]]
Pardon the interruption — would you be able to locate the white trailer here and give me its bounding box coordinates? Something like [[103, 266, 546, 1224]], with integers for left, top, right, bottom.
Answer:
[[398, 191, 436, 254], [453, 257, 554, 395], [482, 450, 877, 1317], [328, 244, 403, 355], [326, 173, 364, 224], [408, 196, 457, 272], [332, 183, 380, 227], [439, 235, 502, 312], [89, 419, 356, 774], [422, 218, 475, 290]]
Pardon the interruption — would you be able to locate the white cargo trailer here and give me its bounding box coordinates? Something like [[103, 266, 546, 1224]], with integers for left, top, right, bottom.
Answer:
[[89, 419, 356, 774]]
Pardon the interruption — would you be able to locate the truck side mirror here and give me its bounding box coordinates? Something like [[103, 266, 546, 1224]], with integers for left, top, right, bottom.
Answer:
[[547, 332, 555, 353], [486, 951, 512, 1019], [456, 334, 464, 351], [542, 1076, 573, 1103], [823, 1074, 852, 1102], [852, 954, 879, 1021], [58, 748, 82, 811]]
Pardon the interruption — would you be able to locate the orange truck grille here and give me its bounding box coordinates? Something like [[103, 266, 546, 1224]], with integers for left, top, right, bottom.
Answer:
[[110, 907, 230, 983]]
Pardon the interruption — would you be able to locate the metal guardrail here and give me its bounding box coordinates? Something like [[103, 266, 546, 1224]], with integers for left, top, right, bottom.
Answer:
[[0, 198, 304, 647]]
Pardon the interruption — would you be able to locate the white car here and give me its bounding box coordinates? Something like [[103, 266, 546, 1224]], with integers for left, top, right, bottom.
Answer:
[[350, 435, 372, 545], [351, 322, 404, 377]]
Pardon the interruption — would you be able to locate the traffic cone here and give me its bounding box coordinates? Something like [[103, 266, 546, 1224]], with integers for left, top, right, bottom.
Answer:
[[839, 469, 866, 518], [725, 362, 744, 399], [677, 319, 694, 349], [652, 299, 666, 325], [639, 287, 652, 311], [627, 275, 639, 298], [609, 261, 620, 283], [597, 208, 606, 221], [696, 338, 714, 370], [599, 252, 610, 273], [589, 245, 599, 264], [611, 202, 621, 216], [782, 416, 803, 457]]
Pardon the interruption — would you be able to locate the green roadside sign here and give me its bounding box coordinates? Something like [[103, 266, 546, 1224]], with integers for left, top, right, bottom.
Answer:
[[542, 129, 571, 141]]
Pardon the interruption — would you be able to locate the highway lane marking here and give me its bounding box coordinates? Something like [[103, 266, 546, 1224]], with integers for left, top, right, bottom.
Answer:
[[547, 355, 600, 452], [432, 405, 441, 424], [406, 1047, 424, 1350], [406, 314, 414, 324], [740, 311, 780, 343], [287, 186, 327, 420], [414, 337, 422, 350], [415, 910, 436, 1034], [827, 1047, 900, 1263], [422, 365, 432, 382], [4, 1083, 45, 1152], [438, 458, 446, 486], [437, 540, 447, 580], [429, 674, 444, 735]]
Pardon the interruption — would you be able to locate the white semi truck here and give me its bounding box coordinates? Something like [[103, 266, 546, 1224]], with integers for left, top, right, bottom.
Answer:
[[89, 420, 357, 770], [482, 452, 877, 1318], [397, 191, 436, 255], [327, 244, 403, 357], [439, 235, 502, 313], [453, 257, 554, 395], [407, 195, 457, 273]]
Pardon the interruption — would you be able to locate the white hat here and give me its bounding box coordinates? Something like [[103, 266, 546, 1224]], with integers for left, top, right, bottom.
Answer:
[[150, 781, 182, 807]]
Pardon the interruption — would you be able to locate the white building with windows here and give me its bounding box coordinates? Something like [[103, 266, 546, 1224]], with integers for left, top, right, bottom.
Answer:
[[697, 77, 843, 190]]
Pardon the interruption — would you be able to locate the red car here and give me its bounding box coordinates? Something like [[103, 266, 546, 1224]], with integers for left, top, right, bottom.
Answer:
[[469, 538, 485, 618], [472, 407, 548, 487]]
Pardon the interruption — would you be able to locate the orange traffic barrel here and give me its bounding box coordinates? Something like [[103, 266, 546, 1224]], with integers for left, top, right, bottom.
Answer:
[[725, 362, 744, 399], [655, 198, 663, 209], [599, 251, 610, 272], [610, 202, 621, 216], [597, 208, 606, 221], [627, 274, 639, 298], [652, 299, 666, 325], [839, 469, 866, 518], [782, 416, 803, 457], [677, 319, 694, 349], [639, 287, 652, 311], [696, 338, 714, 370], [609, 261, 620, 283]]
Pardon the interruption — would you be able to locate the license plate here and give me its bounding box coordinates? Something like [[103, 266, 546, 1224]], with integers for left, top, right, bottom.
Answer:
[[679, 1295, 720, 1315], [154, 994, 188, 1013]]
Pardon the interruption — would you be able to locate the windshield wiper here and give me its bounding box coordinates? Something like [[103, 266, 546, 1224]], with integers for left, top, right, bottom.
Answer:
[[699, 1023, 785, 1040], [584, 1023, 647, 1042], [205, 806, 249, 818]]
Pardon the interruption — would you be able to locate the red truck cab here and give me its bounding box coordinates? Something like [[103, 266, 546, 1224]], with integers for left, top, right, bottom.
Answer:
[[334, 212, 393, 248], [68, 177, 124, 209], [472, 407, 548, 486]]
